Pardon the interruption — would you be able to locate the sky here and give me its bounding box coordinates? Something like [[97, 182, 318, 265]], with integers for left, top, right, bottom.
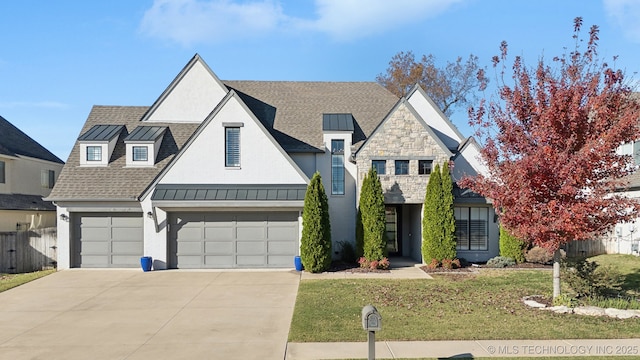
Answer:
[[1, 0, 640, 161]]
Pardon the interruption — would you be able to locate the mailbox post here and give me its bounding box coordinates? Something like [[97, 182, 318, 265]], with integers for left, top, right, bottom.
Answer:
[[361, 305, 381, 360]]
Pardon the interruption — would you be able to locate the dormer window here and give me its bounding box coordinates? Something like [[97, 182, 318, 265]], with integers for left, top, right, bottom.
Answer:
[[124, 126, 166, 167], [78, 125, 123, 166]]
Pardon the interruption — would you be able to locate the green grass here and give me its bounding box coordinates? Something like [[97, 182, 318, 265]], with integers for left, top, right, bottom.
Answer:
[[0, 270, 55, 293], [588, 254, 640, 293], [289, 270, 640, 342]]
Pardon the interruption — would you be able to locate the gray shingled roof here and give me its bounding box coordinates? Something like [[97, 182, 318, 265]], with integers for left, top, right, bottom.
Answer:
[[224, 81, 398, 152], [0, 115, 64, 163], [0, 193, 56, 211], [50, 81, 399, 200], [48, 106, 199, 200]]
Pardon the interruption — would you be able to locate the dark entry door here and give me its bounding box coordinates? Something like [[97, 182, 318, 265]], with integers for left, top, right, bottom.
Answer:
[[385, 206, 402, 255]]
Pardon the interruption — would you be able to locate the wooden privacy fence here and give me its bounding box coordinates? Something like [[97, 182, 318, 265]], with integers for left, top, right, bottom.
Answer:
[[0, 228, 57, 273], [564, 236, 638, 258]]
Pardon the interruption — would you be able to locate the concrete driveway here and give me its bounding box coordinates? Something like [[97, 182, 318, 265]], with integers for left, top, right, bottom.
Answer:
[[0, 269, 300, 360]]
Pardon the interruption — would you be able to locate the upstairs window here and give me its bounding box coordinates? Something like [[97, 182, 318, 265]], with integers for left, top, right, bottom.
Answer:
[[395, 160, 409, 175], [225, 127, 241, 167], [86, 146, 102, 162], [372, 160, 386, 175], [41, 170, 55, 189], [418, 160, 433, 175], [132, 146, 148, 162], [0, 160, 5, 183], [331, 139, 345, 195]]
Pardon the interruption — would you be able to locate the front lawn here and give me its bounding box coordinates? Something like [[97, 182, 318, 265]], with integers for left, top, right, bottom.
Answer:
[[0, 270, 55, 293], [289, 270, 640, 342]]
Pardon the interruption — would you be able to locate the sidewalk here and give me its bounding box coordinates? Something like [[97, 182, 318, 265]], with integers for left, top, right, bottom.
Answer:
[[286, 339, 640, 359]]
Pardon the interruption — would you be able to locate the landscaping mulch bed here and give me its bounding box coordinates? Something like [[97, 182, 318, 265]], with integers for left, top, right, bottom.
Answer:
[[421, 262, 553, 274], [327, 261, 391, 273]]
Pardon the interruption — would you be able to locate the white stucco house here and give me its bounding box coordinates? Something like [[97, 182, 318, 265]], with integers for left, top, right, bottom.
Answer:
[[0, 116, 64, 232], [47, 54, 499, 269]]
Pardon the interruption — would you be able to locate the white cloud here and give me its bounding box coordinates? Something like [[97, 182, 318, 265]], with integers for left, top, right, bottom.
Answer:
[[0, 101, 69, 109], [297, 0, 465, 41], [603, 0, 640, 43], [139, 0, 287, 46], [139, 0, 465, 45]]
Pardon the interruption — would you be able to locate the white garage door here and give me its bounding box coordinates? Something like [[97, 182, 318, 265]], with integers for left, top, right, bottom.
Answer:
[[168, 212, 299, 268], [73, 213, 143, 268]]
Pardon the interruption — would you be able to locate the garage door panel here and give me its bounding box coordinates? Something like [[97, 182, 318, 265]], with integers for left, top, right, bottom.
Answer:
[[81, 241, 109, 254], [237, 227, 265, 240], [204, 241, 232, 254], [80, 217, 111, 227], [112, 240, 143, 254], [81, 255, 109, 267], [268, 241, 296, 254], [111, 216, 143, 227], [237, 241, 265, 254], [205, 227, 233, 240], [80, 228, 110, 241], [112, 228, 143, 241], [111, 255, 141, 266], [205, 255, 234, 267], [268, 255, 291, 266], [170, 211, 298, 268]]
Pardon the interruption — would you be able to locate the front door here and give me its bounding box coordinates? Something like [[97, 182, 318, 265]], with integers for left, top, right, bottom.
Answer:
[[385, 206, 401, 255]]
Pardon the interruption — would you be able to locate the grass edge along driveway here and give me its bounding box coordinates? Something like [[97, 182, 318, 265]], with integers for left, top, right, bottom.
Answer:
[[288, 269, 640, 342]]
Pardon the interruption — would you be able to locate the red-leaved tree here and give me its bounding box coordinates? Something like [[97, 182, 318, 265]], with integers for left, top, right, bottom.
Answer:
[[461, 17, 640, 298]]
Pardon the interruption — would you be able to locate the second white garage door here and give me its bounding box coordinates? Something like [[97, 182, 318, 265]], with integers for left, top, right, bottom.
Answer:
[[168, 212, 299, 268]]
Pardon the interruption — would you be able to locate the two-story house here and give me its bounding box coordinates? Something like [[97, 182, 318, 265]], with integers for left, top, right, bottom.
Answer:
[[47, 54, 499, 269], [0, 116, 64, 231]]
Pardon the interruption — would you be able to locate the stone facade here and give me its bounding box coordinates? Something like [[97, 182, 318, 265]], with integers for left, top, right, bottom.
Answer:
[[355, 102, 451, 204]]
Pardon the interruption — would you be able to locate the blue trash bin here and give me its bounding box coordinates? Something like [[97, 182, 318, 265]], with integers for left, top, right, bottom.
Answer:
[[140, 256, 153, 272], [294, 256, 303, 271]]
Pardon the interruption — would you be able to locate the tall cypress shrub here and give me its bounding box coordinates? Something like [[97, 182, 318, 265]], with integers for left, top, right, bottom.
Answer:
[[439, 162, 457, 260], [300, 172, 332, 272], [362, 167, 387, 261], [422, 164, 443, 262], [355, 171, 371, 259]]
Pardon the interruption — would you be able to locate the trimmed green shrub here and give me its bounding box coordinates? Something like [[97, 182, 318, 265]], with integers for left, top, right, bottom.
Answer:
[[360, 167, 387, 261], [485, 256, 516, 268], [422, 163, 456, 263], [300, 172, 332, 273], [499, 225, 526, 263]]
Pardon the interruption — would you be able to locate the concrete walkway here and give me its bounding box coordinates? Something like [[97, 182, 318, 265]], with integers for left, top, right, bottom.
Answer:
[[0, 269, 299, 360], [301, 257, 432, 280], [286, 339, 640, 359]]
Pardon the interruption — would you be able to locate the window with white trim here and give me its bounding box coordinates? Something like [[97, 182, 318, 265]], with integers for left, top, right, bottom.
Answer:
[[455, 207, 489, 251], [87, 146, 102, 161], [225, 127, 241, 167], [132, 146, 148, 162], [331, 139, 344, 195]]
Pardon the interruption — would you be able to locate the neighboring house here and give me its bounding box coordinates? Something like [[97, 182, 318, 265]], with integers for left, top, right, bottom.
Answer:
[[0, 116, 64, 231], [47, 54, 499, 269]]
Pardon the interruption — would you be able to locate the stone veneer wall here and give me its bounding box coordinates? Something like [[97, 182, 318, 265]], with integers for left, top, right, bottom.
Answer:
[[356, 103, 451, 204]]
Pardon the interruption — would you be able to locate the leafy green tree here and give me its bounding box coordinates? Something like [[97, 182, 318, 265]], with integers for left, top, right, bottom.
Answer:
[[422, 164, 443, 262], [440, 162, 457, 260], [360, 167, 387, 261], [499, 225, 526, 263], [300, 172, 332, 272]]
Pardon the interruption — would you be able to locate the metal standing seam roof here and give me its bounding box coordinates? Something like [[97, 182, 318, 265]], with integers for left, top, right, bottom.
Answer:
[[152, 184, 307, 201], [78, 125, 124, 141], [124, 126, 167, 142], [322, 113, 355, 131]]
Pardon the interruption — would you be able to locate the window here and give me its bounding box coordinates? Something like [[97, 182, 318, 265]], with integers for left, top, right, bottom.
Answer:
[[372, 160, 386, 175], [395, 160, 409, 175], [331, 139, 344, 195], [87, 146, 102, 161], [418, 160, 432, 175], [132, 146, 148, 162], [0, 160, 4, 183], [41, 170, 55, 189], [225, 127, 241, 167], [455, 207, 489, 251]]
